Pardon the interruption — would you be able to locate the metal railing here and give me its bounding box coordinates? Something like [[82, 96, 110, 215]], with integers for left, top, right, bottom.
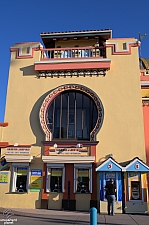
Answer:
[[40, 46, 105, 60]]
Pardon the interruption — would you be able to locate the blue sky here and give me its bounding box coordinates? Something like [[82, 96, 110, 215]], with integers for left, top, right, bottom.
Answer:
[[0, 0, 149, 122]]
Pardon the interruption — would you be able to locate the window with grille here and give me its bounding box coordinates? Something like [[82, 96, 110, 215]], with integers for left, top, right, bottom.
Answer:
[[74, 164, 92, 193], [46, 164, 65, 193], [46, 90, 98, 140], [11, 164, 30, 193]]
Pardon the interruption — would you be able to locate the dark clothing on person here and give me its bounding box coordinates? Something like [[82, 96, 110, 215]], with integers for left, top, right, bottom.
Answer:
[[105, 183, 116, 195], [105, 180, 116, 215]]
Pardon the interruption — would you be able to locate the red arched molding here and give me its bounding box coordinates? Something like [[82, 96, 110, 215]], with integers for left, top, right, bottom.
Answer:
[[39, 84, 103, 141]]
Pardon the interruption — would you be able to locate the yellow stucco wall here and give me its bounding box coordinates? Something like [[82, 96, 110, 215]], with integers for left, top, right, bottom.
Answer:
[[0, 127, 3, 142], [96, 40, 145, 164], [48, 193, 63, 210], [75, 194, 91, 211], [4, 40, 145, 163], [1, 38, 146, 209]]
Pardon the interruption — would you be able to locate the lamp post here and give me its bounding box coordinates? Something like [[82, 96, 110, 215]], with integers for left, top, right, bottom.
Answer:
[[139, 32, 147, 58]]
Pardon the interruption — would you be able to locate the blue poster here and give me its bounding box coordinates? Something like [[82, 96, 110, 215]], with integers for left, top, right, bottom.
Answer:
[[31, 170, 42, 176]]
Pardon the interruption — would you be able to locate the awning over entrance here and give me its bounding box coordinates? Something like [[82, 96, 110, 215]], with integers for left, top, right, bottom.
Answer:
[[5, 156, 34, 163], [96, 157, 123, 172], [95, 157, 149, 172], [42, 156, 95, 163]]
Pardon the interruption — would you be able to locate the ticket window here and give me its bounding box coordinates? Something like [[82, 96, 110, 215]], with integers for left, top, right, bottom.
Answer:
[[16, 171, 27, 192], [104, 172, 117, 200], [11, 166, 30, 193], [100, 172, 122, 202], [74, 164, 92, 194], [76, 169, 90, 193], [50, 168, 62, 192], [128, 173, 142, 201], [46, 164, 65, 193]]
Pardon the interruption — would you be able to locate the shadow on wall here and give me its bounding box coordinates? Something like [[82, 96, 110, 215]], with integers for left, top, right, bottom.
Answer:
[[20, 65, 36, 76], [97, 154, 114, 166], [35, 190, 42, 209], [29, 89, 54, 147]]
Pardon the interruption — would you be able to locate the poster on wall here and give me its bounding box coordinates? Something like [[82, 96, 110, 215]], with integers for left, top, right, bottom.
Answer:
[[30, 170, 42, 192], [0, 156, 10, 171], [0, 171, 8, 183]]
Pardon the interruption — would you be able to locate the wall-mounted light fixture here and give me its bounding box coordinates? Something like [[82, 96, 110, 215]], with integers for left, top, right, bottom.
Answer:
[[14, 143, 19, 146], [76, 143, 83, 148], [53, 143, 57, 148]]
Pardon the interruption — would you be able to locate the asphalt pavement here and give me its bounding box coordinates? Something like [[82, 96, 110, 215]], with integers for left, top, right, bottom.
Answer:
[[0, 207, 149, 225]]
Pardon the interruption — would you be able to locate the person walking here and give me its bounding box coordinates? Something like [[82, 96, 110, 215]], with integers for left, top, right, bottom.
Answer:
[[104, 179, 116, 216]]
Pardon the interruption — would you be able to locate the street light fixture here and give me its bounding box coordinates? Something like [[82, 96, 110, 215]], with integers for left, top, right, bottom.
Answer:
[[139, 32, 148, 58]]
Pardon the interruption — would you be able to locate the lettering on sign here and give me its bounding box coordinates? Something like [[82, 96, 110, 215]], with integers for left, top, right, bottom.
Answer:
[[105, 173, 116, 179], [6, 147, 30, 155], [128, 172, 140, 181], [49, 147, 89, 156]]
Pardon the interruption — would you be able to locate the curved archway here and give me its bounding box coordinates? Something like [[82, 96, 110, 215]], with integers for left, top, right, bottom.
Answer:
[[39, 84, 104, 141]]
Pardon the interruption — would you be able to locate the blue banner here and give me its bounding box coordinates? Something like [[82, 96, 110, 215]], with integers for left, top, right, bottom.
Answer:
[[31, 170, 42, 176]]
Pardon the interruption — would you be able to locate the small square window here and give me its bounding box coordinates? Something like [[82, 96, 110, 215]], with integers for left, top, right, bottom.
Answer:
[[123, 43, 128, 50]]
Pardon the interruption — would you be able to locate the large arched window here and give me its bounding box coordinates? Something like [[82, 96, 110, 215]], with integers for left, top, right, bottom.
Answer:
[[40, 84, 103, 141], [46, 90, 98, 140]]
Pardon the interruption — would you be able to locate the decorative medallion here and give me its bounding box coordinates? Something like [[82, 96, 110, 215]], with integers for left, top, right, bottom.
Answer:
[[108, 163, 112, 169]]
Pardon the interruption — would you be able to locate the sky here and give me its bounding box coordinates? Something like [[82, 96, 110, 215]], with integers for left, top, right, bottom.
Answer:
[[0, 0, 149, 122]]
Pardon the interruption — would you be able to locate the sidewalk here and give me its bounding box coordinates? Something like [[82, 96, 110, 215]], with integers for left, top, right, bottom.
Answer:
[[0, 207, 149, 225]]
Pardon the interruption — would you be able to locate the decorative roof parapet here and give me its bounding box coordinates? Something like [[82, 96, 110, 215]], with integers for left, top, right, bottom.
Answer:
[[104, 39, 140, 55], [10, 42, 43, 59]]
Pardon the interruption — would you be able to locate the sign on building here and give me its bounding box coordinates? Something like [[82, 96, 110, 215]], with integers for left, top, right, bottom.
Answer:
[[30, 170, 42, 192], [0, 172, 9, 183]]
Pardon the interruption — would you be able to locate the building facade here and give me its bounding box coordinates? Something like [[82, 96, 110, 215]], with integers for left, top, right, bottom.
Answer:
[[0, 29, 149, 214], [140, 58, 149, 194]]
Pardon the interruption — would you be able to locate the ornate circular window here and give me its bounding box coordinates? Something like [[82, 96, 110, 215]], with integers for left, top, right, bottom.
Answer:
[[40, 84, 104, 141]]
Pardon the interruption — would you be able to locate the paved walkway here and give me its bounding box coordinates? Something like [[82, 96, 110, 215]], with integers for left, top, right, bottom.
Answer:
[[0, 208, 149, 225]]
